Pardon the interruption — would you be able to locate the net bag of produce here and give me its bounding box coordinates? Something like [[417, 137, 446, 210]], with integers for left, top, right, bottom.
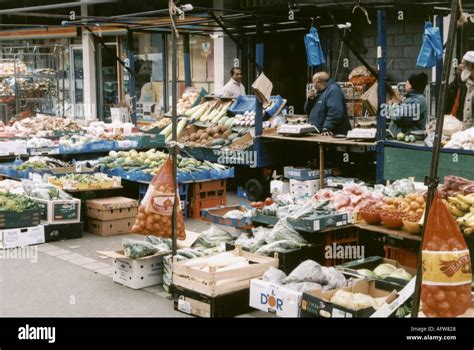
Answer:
[[131, 157, 186, 240], [421, 192, 472, 317]]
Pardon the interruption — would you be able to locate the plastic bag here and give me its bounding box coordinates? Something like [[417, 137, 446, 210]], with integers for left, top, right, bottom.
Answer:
[[283, 260, 328, 285], [267, 218, 307, 245], [262, 267, 287, 285], [416, 22, 443, 68], [421, 192, 472, 317], [197, 224, 233, 248], [235, 234, 266, 253], [442, 115, 464, 137], [122, 239, 159, 259], [322, 267, 347, 291], [131, 157, 186, 240], [255, 240, 306, 256], [304, 27, 325, 67]]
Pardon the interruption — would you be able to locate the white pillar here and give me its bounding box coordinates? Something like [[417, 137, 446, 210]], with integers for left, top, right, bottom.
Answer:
[[81, 3, 98, 121], [214, 34, 225, 94]]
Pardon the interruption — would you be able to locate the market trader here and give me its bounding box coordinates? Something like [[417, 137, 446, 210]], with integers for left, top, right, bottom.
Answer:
[[305, 72, 352, 136], [388, 72, 428, 137], [221, 67, 246, 98], [446, 51, 474, 127]]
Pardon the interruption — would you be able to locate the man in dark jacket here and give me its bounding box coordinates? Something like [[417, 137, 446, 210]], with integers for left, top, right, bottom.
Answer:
[[304, 72, 352, 135]]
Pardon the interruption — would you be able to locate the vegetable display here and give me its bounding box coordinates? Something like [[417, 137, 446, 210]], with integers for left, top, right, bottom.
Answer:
[[22, 180, 73, 200], [0, 192, 39, 212], [183, 124, 238, 148], [14, 156, 71, 171], [48, 173, 117, 189], [5, 115, 81, 138]]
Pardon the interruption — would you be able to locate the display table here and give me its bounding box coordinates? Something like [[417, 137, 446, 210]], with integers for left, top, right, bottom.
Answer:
[[261, 131, 376, 188]]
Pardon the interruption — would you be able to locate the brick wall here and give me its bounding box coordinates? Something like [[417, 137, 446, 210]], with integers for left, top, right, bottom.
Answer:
[[329, 10, 433, 84]]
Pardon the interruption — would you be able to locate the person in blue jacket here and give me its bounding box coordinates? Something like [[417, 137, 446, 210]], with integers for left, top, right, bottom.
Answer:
[[388, 72, 428, 137], [304, 72, 352, 135]]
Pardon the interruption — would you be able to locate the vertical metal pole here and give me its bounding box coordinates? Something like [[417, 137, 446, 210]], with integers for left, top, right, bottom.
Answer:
[[171, 29, 178, 257], [376, 10, 387, 184], [127, 30, 137, 124], [435, 15, 444, 112], [255, 19, 264, 137], [183, 34, 192, 87], [411, 0, 458, 318], [162, 34, 169, 113]]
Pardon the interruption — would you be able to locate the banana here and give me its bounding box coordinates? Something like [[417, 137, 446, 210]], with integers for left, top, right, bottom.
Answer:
[[456, 194, 472, 205], [448, 197, 470, 212], [462, 194, 474, 205], [471, 206, 474, 214], [464, 227, 474, 235], [445, 202, 466, 217]]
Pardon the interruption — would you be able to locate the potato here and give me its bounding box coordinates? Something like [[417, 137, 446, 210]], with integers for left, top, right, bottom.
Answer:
[[197, 129, 204, 136], [137, 213, 146, 221], [189, 133, 197, 141], [223, 130, 232, 138], [200, 133, 209, 140], [212, 127, 219, 135]]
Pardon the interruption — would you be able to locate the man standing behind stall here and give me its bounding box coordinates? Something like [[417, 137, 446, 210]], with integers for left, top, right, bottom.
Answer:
[[305, 72, 352, 135], [221, 67, 246, 98], [446, 51, 474, 128]]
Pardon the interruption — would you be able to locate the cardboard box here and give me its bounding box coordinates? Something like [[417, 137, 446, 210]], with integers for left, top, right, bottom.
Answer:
[[337, 256, 417, 287], [110, 107, 129, 123], [85, 197, 138, 221], [99, 250, 166, 289], [87, 217, 135, 236], [249, 279, 302, 317], [326, 177, 359, 188], [200, 205, 252, 229], [43, 222, 83, 242], [284, 167, 332, 181], [270, 180, 289, 194], [173, 284, 252, 318], [0, 225, 45, 249], [32, 197, 81, 224], [300, 280, 395, 318], [289, 212, 350, 233], [290, 179, 320, 199]]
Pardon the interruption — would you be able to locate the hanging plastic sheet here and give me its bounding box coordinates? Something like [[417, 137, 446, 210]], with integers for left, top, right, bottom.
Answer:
[[305, 27, 326, 67], [416, 22, 443, 68]]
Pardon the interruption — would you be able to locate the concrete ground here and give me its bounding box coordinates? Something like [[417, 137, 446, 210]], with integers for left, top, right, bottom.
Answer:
[[0, 193, 269, 317]]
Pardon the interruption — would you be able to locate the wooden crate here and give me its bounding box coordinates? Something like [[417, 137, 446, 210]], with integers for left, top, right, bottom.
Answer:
[[384, 245, 418, 269], [172, 247, 279, 297]]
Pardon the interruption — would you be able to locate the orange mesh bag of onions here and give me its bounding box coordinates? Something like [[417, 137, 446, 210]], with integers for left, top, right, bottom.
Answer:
[[131, 157, 186, 240], [421, 192, 472, 317]]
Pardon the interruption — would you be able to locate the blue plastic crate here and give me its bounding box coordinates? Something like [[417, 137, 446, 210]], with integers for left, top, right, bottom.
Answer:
[[228, 95, 284, 117], [237, 186, 248, 199]]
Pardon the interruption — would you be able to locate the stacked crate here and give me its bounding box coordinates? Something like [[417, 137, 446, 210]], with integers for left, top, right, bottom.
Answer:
[[188, 180, 227, 219]]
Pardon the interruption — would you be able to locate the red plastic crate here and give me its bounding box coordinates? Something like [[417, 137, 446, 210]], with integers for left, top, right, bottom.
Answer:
[[188, 196, 227, 219]]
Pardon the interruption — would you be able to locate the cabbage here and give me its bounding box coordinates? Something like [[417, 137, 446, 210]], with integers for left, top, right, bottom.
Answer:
[[388, 268, 413, 281], [356, 269, 377, 279], [373, 263, 397, 278]]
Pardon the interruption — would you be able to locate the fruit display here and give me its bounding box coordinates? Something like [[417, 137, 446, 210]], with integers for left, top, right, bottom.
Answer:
[[139, 118, 171, 132]]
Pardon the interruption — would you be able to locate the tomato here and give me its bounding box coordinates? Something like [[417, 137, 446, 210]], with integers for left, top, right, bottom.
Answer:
[[264, 198, 273, 206], [250, 202, 258, 208], [256, 201, 264, 208]]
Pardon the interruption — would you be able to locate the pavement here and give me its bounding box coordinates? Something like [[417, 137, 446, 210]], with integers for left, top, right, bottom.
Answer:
[[0, 193, 269, 318]]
